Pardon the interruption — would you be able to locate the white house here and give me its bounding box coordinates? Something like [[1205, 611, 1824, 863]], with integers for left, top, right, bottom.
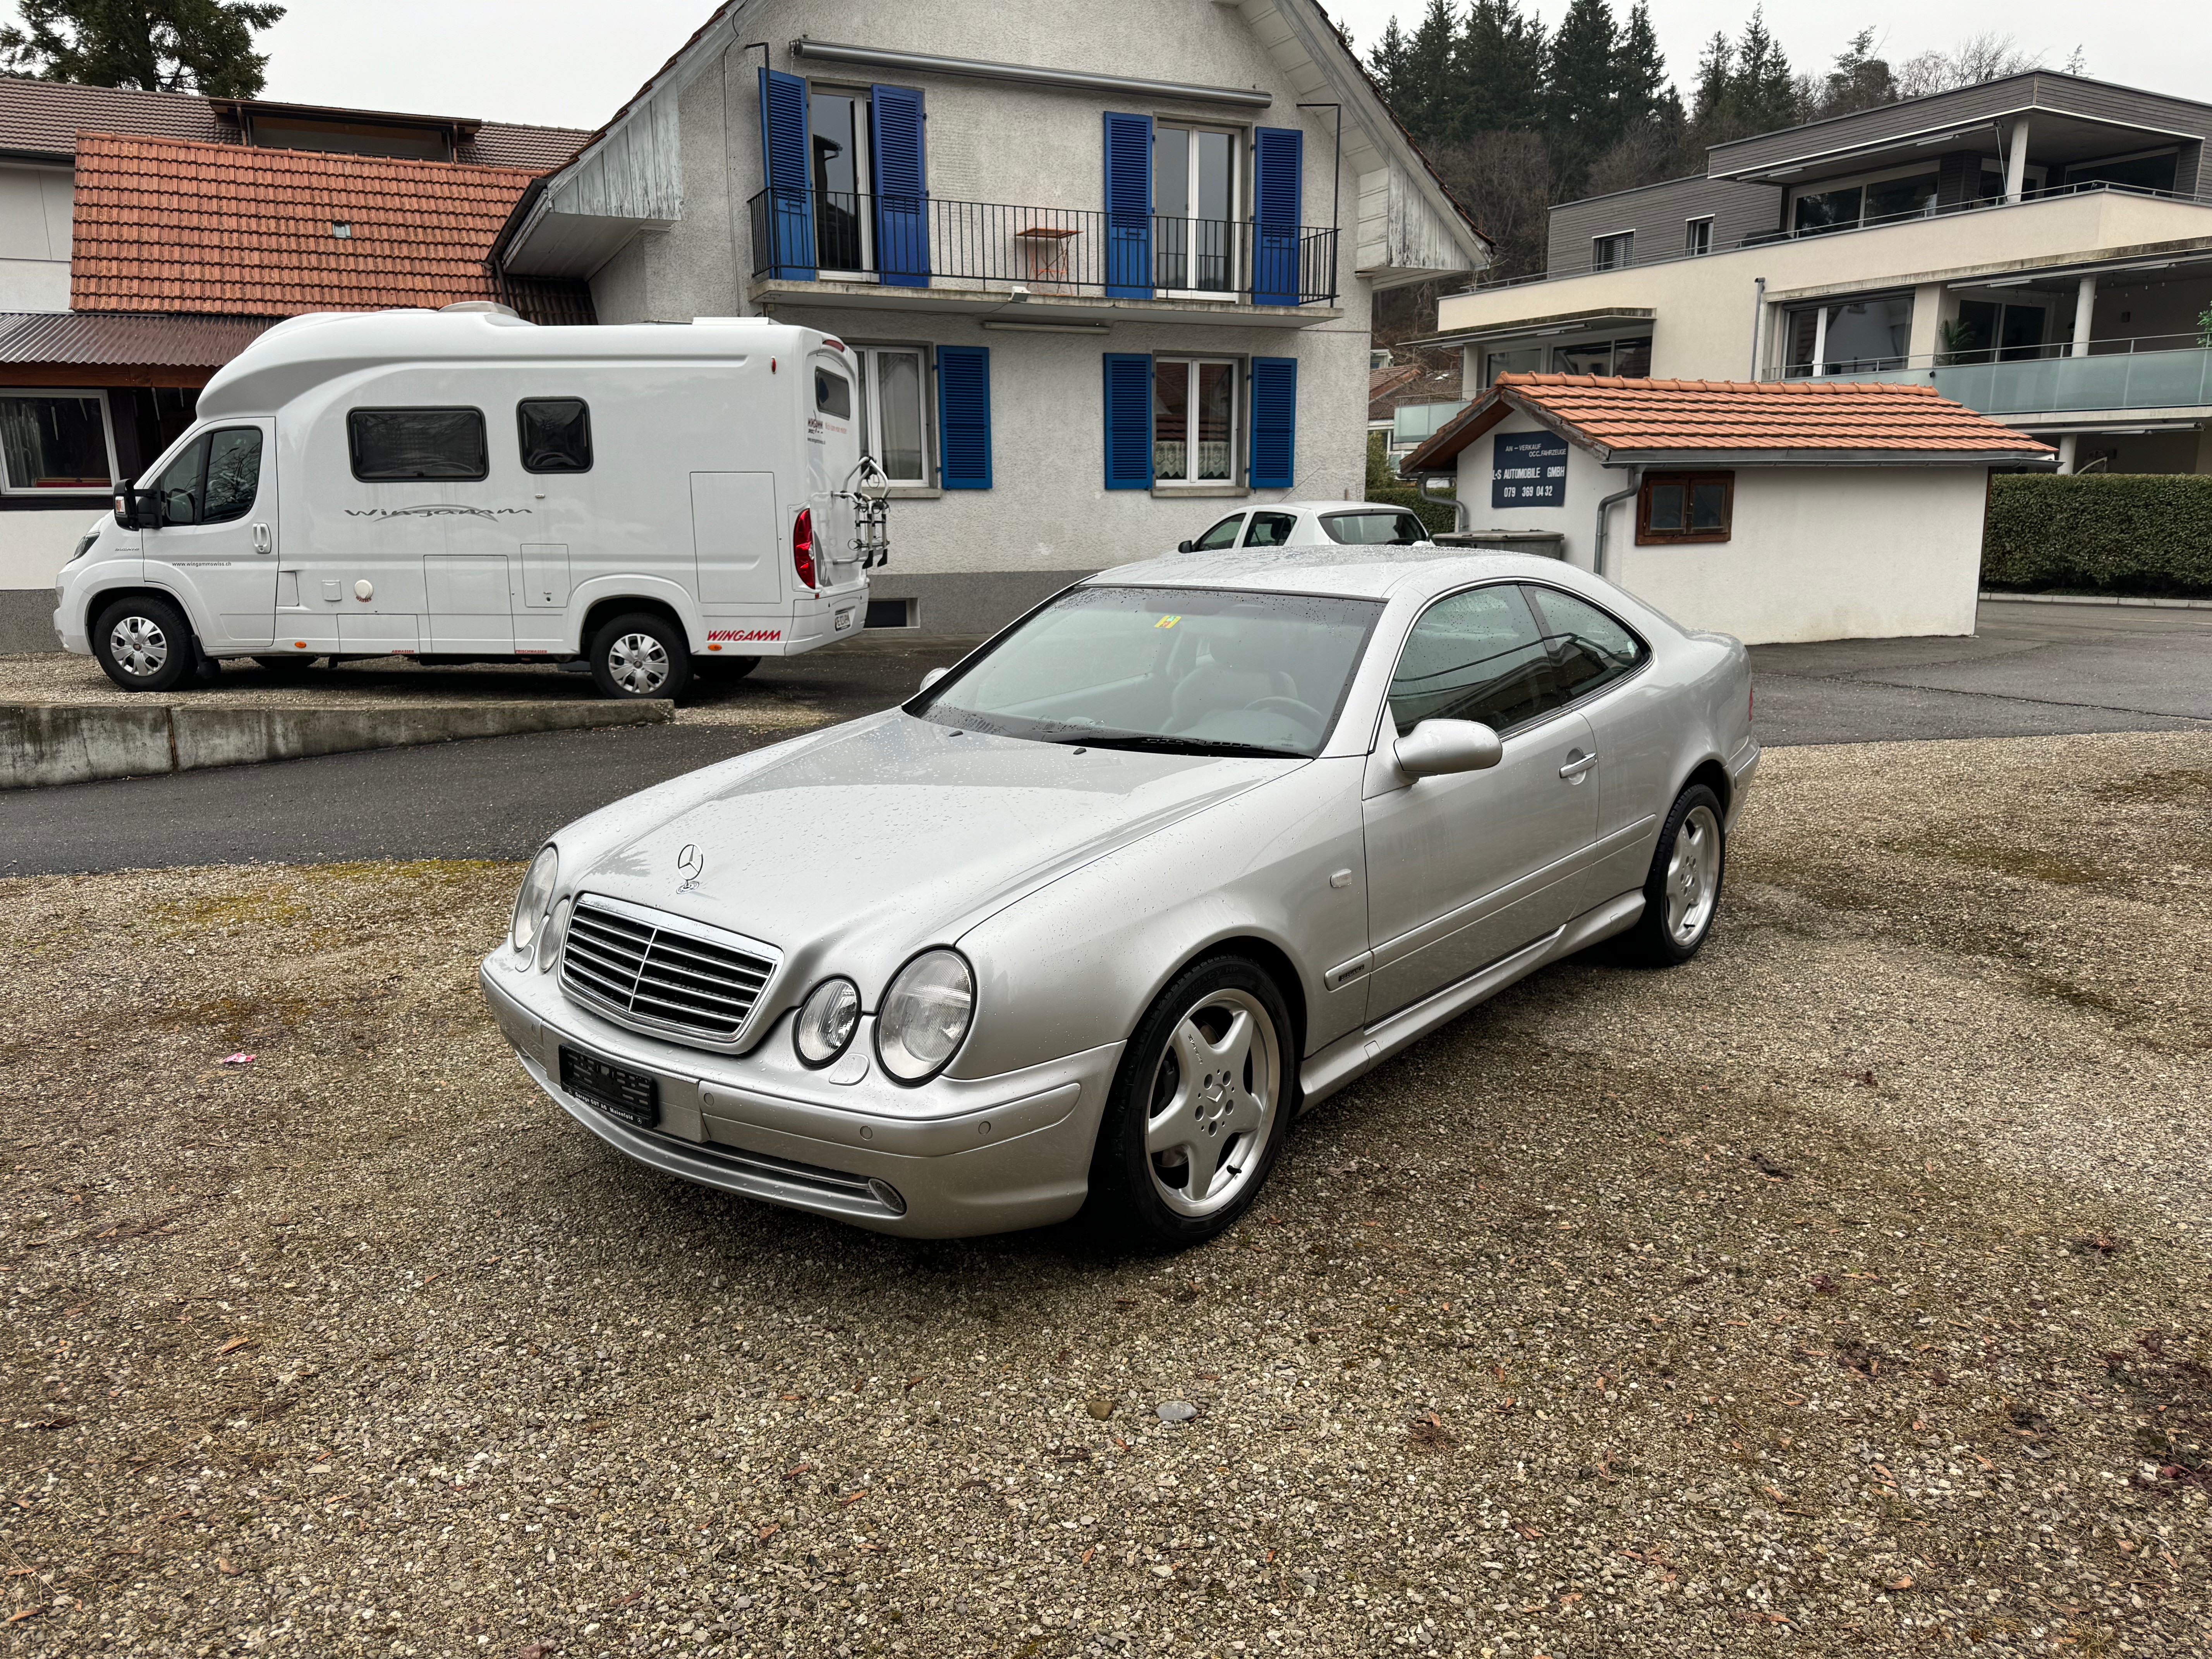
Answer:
[[490, 1, 1489, 634], [1402, 374, 2054, 644]]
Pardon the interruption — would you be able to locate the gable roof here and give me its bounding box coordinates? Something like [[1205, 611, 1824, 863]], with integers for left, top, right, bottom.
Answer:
[[69, 132, 592, 324], [1403, 373, 2055, 470], [0, 74, 586, 170]]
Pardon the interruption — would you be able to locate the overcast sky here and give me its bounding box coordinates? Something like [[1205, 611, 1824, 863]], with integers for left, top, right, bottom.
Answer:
[[239, 0, 2205, 132]]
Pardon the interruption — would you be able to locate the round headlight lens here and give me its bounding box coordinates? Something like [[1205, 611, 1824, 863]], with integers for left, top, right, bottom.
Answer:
[[793, 977, 862, 1066], [875, 949, 974, 1082], [510, 845, 559, 958]]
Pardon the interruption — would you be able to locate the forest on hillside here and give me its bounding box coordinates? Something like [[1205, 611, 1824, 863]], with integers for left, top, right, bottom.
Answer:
[[1362, 3, 2083, 330]]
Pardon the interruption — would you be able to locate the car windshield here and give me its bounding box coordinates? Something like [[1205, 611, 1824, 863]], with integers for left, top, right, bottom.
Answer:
[[913, 584, 1384, 759]]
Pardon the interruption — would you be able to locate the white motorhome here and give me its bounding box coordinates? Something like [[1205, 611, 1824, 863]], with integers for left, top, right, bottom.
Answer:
[[53, 307, 886, 699]]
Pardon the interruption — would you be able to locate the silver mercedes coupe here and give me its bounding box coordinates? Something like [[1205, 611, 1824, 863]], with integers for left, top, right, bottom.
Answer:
[[479, 547, 1758, 1246]]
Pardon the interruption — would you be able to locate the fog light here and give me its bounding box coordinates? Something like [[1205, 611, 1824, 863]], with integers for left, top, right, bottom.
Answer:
[[866, 1178, 906, 1216]]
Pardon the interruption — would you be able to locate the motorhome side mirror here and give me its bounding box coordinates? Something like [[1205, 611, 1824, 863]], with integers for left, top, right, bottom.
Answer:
[[115, 487, 156, 530], [1177, 539, 1195, 553], [919, 666, 950, 693], [1394, 718, 1503, 779], [113, 492, 136, 530]]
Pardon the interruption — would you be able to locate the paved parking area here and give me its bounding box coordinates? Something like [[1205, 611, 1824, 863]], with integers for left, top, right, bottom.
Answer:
[[2, 730, 2207, 1657]]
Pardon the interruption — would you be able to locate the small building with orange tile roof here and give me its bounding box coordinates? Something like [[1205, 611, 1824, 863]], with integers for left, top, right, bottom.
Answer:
[[1402, 373, 2054, 643]]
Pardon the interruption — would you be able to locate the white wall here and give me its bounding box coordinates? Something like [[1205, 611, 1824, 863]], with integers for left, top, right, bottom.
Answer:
[[0, 163, 72, 313], [1453, 413, 1987, 644], [0, 509, 100, 589]]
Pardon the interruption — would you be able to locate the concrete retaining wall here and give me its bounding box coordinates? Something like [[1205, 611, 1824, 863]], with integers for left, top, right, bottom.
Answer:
[[1, 698, 672, 790]]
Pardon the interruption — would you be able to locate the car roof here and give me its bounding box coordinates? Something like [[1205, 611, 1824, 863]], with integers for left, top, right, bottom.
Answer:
[[1083, 545, 1569, 601]]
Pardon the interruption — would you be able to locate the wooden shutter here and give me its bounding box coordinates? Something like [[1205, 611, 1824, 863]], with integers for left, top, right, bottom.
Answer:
[[757, 68, 816, 282], [1248, 357, 1297, 488], [1103, 113, 1152, 300], [1250, 127, 1303, 306], [870, 85, 930, 288], [1102, 353, 1154, 489], [936, 346, 991, 489]]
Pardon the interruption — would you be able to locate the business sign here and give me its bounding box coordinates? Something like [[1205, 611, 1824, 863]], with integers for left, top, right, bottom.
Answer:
[[1492, 431, 1569, 509]]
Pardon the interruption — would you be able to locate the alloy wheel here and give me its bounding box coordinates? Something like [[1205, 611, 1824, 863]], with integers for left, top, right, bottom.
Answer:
[[606, 632, 671, 695], [1665, 803, 1722, 946], [1143, 988, 1280, 1218]]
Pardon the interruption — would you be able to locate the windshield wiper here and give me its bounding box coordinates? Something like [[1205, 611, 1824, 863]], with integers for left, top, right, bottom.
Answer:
[[1050, 732, 1305, 760]]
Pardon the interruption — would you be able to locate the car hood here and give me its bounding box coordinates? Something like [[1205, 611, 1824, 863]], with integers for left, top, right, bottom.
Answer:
[[570, 711, 1295, 1009]]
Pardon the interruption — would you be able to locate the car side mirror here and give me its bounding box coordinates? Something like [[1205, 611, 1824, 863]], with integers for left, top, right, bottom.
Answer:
[[1394, 718, 1503, 779], [1177, 539, 1195, 553], [919, 666, 949, 693]]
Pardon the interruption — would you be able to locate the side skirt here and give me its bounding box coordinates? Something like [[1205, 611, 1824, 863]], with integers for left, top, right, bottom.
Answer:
[[1297, 890, 1645, 1112]]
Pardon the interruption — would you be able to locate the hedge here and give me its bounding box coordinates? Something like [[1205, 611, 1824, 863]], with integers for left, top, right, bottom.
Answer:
[[1983, 474, 2212, 597]]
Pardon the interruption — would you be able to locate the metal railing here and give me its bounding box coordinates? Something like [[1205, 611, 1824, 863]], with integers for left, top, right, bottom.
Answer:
[[1468, 178, 2212, 294], [748, 188, 1338, 306]]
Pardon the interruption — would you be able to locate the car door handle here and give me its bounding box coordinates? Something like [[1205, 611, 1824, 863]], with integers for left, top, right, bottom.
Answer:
[[1559, 750, 1598, 780], [251, 522, 272, 554]]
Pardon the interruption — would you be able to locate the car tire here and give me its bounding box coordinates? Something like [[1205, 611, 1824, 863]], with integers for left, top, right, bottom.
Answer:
[[692, 653, 760, 681], [90, 595, 198, 693], [587, 612, 692, 701], [1621, 783, 1727, 967], [1087, 956, 1298, 1250], [252, 654, 321, 678]]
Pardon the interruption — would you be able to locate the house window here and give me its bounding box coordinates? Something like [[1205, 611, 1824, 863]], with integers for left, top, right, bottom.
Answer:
[[1154, 358, 1237, 484], [1865, 173, 1937, 224], [855, 346, 929, 484], [1637, 471, 1733, 544], [347, 408, 489, 482], [1946, 299, 2047, 365], [1685, 217, 1712, 256], [1153, 123, 1238, 294], [517, 398, 592, 473], [0, 390, 114, 494], [1783, 294, 1914, 376], [1484, 346, 1543, 388], [1792, 185, 1863, 235], [1591, 231, 1633, 271], [1552, 335, 1651, 378], [810, 86, 871, 272]]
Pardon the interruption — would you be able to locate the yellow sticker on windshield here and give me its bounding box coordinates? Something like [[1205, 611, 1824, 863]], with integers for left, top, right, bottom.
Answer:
[[1154, 615, 1181, 629]]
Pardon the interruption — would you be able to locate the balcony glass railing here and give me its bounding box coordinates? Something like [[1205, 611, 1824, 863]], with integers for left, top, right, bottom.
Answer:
[[747, 189, 1339, 307], [1844, 345, 2212, 416]]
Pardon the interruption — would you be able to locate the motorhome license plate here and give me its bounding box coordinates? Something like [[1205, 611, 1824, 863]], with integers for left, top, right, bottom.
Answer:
[[835, 606, 855, 631], [559, 1046, 661, 1130]]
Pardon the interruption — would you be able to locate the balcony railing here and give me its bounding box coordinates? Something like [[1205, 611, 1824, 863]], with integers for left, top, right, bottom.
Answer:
[[1845, 344, 2212, 417], [748, 189, 1338, 307]]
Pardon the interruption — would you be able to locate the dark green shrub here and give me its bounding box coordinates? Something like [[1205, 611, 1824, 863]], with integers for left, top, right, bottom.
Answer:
[[1983, 474, 2212, 596]]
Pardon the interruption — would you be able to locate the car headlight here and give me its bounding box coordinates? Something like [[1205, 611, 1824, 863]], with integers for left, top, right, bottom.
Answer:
[[874, 949, 974, 1083], [792, 977, 861, 1066], [510, 845, 559, 960], [538, 896, 572, 974]]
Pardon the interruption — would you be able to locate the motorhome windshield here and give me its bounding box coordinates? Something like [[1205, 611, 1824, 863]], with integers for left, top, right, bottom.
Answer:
[[913, 585, 1382, 759]]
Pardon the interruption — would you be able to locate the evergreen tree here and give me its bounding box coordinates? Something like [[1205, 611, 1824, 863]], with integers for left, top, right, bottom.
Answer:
[[1456, 0, 1547, 136], [1546, 0, 1622, 158], [1611, 1, 1680, 132], [1398, 0, 1466, 146], [1820, 27, 1896, 118], [1367, 14, 1415, 111], [1729, 7, 1802, 134], [0, 0, 285, 98], [1689, 30, 1735, 129]]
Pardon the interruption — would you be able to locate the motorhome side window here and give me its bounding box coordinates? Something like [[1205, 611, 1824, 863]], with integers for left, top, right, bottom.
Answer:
[[814, 369, 852, 420], [150, 427, 262, 526], [517, 398, 592, 473], [347, 407, 489, 482]]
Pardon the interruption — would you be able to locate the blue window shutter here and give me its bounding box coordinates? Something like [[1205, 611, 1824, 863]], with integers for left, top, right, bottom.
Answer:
[[757, 68, 816, 282], [1251, 127, 1303, 306], [937, 345, 991, 489], [1103, 113, 1152, 300], [1249, 357, 1296, 488], [1103, 352, 1153, 489], [870, 85, 930, 288]]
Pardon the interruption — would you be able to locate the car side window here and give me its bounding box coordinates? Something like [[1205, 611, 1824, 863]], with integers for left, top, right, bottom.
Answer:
[[200, 429, 262, 524], [1192, 513, 1245, 551], [1243, 511, 1297, 547], [1386, 584, 1554, 737], [1321, 510, 1429, 545], [150, 435, 208, 526], [1526, 586, 1649, 705]]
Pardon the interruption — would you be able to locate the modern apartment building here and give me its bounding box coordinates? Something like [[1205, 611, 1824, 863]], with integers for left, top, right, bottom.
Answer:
[[1425, 71, 2212, 477]]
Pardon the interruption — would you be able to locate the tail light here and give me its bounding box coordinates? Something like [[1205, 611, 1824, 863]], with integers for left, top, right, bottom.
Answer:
[[792, 507, 817, 589]]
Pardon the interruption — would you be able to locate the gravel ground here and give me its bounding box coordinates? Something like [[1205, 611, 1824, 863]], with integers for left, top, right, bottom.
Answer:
[[2, 732, 2207, 1659], [0, 654, 825, 730]]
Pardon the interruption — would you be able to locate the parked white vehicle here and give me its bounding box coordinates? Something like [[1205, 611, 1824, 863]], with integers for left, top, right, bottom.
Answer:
[[1176, 499, 1438, 555], [53, 307, 886, 699]]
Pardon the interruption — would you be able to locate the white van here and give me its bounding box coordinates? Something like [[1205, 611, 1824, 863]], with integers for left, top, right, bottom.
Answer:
[[53, 307, 887, 699]]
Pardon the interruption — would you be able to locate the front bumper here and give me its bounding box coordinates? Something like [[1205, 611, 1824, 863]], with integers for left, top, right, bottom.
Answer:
[[479, 953, 1121, 1238]]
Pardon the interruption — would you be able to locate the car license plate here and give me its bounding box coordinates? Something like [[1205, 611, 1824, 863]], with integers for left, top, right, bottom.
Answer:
[[834, 606, 855, 632], [559, 1046, 660, 1130]]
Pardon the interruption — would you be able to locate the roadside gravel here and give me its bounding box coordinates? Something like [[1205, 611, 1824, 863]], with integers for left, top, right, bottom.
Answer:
[[1, 732, 2207, 1658]]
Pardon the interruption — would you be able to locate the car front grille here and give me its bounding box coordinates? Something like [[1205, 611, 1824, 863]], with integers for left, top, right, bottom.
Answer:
[[560, 895, 777, 1048]]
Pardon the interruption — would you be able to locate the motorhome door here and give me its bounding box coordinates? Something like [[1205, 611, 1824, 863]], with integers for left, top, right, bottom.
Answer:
[[141, 421, 278, 649]]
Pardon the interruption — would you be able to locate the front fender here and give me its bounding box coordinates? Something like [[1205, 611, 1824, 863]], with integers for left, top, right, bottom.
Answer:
[[949, 758, 1372, 1079]]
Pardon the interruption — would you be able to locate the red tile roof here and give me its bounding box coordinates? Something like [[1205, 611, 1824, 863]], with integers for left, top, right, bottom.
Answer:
[[69, 132, 591, 322], [1403, 373, 2054, 471]]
